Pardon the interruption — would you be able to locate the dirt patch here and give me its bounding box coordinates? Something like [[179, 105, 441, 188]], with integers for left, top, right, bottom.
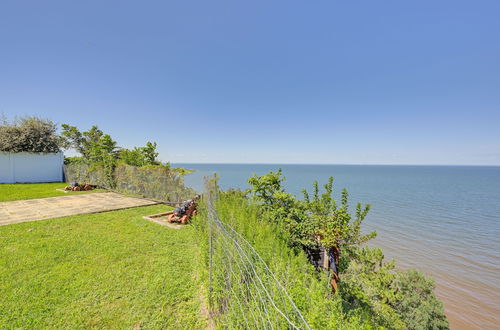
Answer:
[[142, 213, 184, 229], [199, 291, 215, 330]]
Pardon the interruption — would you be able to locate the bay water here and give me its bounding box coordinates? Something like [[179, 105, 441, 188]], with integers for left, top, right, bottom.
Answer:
[[176, 164, 500, 329]]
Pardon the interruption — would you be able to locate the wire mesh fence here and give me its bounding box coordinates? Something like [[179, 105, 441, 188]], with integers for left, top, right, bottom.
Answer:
[[64, 162, 113, 189], [205, 177, 311, 329], [114, 164, 194, 202], [64, 163, 195, 202]]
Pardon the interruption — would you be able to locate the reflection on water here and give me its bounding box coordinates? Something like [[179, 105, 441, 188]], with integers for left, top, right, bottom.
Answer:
[[177, 164, 500, 329]]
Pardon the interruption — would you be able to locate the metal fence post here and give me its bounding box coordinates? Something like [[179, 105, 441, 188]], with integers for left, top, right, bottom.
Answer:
[[208, 212, 213, 307]]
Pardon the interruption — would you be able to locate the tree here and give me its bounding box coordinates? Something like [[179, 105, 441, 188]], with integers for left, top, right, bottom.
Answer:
[[60, 124, 118, 162], [119, 142, 160, 167], [60, 124, 119, 188], [142, 142, 160, 165], [302, 177, 375, 251], [0, 116, 62, 153], [301, 177, 375, 291]]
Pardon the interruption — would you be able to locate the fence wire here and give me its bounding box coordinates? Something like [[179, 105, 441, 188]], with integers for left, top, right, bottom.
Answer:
[[64, 163, 195, 202], [205, 178, 311, 330]]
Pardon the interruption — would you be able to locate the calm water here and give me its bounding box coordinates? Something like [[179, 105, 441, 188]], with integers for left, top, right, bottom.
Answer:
[[176, 164, 500, 329]]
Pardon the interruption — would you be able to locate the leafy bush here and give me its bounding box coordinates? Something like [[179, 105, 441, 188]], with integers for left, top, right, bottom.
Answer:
[[245, 170, 449, 329], [340, 247, 405, 328], [247, 169, 312, 247], [63, 156, 86, 165], [172, 167, 195, 176], [341, 250, 449, 329], [391, 270, 449, 330], [0, 116, 62, 153]]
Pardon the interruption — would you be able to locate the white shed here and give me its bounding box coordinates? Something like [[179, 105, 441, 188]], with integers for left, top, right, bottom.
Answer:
[[0, 152, 64, 183]]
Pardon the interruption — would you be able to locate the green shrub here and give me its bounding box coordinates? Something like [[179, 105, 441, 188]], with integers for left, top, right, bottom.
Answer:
[[63, 156, 86, 165], [244, 170, 449, 329], [0, 116, 62, 153], [391, 270, 449, 330], [198, 190, 371, 329]]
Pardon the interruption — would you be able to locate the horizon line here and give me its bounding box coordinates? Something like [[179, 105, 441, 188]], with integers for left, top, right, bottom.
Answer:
[[169, 162, 500, 167]]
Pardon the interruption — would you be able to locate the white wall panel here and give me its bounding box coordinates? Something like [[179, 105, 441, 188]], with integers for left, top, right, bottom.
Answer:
[[0, 152, 63, 183]]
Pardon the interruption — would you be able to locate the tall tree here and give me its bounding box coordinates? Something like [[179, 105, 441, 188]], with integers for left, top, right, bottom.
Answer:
[[61, 124, 118, 162]]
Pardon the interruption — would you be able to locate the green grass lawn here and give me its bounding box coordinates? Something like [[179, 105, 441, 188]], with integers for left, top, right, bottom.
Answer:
[[0, 205, 206, 329], [0, 183, 105, 202]]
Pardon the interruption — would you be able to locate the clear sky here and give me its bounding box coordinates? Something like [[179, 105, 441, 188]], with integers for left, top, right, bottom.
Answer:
[[1, 0, 499, 165]]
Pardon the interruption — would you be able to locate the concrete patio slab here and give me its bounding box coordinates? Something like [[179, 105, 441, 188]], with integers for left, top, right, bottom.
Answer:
[[0, 192, 158, 226]]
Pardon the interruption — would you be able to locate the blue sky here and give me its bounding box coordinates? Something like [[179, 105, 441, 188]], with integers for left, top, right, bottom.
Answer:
[[1, 0, 499, 165]]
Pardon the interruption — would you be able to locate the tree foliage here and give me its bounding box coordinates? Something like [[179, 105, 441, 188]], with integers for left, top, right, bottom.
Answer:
[[61, 124, 161, 168], [248, 169, 313, 247], [247, 171, 375, 255], [60, 124, 120, 188], [119, 142, 160, 166], [302, 178, 375, 260], [60, 124, 118, 163], [59, 123, 190, 197], [391, 270, 449, 330], [0, 116, 62, 153]]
